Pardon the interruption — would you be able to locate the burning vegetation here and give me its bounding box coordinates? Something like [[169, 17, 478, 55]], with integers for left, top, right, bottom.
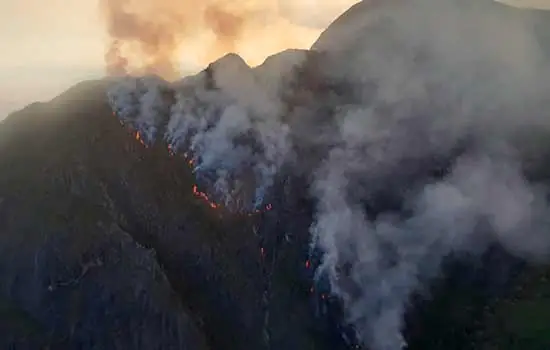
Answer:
[[113, 107, 328, 320], [114, 110, 274, 214]]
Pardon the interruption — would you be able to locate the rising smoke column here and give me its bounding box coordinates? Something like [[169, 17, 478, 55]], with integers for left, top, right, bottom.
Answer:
[[310, 108, 550, 349], [107, 53, 297, 211], [99, 0, 249, 79], [98, 0, 356, 79], [308, 0, 550, 349]]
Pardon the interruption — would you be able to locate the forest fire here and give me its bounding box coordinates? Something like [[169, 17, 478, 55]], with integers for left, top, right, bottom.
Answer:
[[192, 184, 220, 209], [167, 144, 176, 156], [135, 131, 147, 147], [110, 112, 323, 325], [113, 112, 273, 214]]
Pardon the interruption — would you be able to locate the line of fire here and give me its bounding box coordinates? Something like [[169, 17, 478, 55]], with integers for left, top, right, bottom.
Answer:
[[114, 111, 332, 308]]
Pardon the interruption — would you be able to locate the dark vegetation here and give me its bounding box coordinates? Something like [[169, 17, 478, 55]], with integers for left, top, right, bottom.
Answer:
[[0, 81, 340, 349]]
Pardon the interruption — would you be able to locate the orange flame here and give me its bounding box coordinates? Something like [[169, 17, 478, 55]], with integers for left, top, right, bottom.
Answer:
[[112, 111, 272, 214], [135, 131, 147, 147]]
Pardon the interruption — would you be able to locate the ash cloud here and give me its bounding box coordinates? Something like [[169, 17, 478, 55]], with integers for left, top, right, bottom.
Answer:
[[99, 0, 356, 78], [106, 0, 550, 349]]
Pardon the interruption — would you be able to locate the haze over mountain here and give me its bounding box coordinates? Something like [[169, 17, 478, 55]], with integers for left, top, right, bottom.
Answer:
[[1, 0, 358, 118], [3, 0, 550, 349]]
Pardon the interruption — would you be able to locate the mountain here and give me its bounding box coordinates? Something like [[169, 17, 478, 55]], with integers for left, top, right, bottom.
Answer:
[[3, 1, 550, 350], [0, 79, 342, 349]]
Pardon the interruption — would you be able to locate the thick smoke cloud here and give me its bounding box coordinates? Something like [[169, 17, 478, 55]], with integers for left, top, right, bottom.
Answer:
[[108, 52, 303, 210], [99, 0, 358, 79], [106, 0, 550, 349], [308, 1, 550, 348]]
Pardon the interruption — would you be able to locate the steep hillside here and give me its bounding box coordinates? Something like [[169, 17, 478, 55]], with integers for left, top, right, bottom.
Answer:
[[0, 80, 342, 350], [0, 81, 209, 349]]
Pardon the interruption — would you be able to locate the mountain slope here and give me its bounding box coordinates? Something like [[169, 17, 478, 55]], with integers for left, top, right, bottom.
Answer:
[[0, 79, 346, 349], [0, 81, 210, 349]]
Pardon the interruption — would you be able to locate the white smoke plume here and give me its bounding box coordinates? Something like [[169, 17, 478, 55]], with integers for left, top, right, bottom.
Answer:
[[308, 0, 550, 348], [108, 52, 302, 210], [106, 0, 550, 349]]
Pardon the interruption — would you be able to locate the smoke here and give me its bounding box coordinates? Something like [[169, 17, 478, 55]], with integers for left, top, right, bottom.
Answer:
[[307, 0, 550, 348], [310, 118, 550, 349], [106, 0, 550, 349], [108, 52, 300, 210], [99, 0, 358, 79]]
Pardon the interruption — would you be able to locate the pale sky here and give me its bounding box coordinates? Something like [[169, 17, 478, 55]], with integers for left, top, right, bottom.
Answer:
[[0, 0, 548, 118], [1, 1, 105, 117]]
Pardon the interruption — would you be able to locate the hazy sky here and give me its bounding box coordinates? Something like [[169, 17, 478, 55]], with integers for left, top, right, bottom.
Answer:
[[0, 0, 547, 118], [1, 1, 105, 117], [0, 0, 362, 118]]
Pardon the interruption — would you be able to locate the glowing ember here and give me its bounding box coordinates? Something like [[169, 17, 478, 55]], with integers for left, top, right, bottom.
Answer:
[[110, 112, 335, 326], [134, 131, 147, 147]]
